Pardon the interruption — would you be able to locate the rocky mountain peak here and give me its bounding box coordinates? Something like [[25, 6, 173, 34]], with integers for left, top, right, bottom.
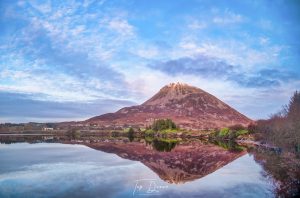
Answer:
[[143, 82, 204, 106]]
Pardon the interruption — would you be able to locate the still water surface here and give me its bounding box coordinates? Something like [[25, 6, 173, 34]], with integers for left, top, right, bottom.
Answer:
[[0, 136, 288, 198]]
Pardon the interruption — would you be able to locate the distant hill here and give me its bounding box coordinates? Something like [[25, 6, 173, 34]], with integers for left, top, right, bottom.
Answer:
[[86, 82, 252, 129]]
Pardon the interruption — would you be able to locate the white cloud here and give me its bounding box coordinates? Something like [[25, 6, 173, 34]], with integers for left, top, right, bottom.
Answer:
[[82, 0, 97, 8], [177, 38, 283, 70], [0, 2, 140, 105], [259, 37, 269, 45], [188, 19, 207, 30], [107, 19, 135, 37], [0, 66, 118, 102], [28, 0, 52, 14], [212, 10, 244, 25], [22, 3, 137, 64], [134, 46, 159, 59]]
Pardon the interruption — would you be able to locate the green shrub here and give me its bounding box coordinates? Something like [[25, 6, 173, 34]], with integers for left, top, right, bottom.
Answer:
[[236, 129, 249, 137], [219, 128, 230, 137], [151, 119, 177, 132], [161, 128, 178, 133], [145, 129, 155, 136], [67, 129, 81, 139]]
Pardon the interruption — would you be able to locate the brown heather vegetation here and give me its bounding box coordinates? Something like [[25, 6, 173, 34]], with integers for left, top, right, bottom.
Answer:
[[254, 91, 300, 153]]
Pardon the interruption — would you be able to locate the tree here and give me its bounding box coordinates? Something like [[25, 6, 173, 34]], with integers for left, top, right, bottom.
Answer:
[[247, 123, 257, 134], [254, 90, 300, 152], [151, 119, 177, 131], [287, 91, 300, 122]]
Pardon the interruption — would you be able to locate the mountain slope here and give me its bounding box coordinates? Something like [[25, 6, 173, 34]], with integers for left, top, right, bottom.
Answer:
[[86, 82, 252, 129]]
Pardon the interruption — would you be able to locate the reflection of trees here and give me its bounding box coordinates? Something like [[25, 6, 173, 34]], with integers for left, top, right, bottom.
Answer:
[[128, 127, 134, 142], [250, 148, 300, 197], [66, 129, 81, 139], [151, 139, 178, 152], [212, 140, 246, 152], [144, 137, 179, 152]]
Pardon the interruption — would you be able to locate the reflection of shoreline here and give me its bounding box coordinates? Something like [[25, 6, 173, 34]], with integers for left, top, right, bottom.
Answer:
[[249, 147, 300, 197]]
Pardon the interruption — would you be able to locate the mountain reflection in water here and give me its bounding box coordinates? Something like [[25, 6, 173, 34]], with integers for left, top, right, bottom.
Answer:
[[0, 135, 299, 197], [85, 138, 246, 184]]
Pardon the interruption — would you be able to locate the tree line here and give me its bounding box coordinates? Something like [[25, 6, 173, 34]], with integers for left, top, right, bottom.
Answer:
[[253, 91, 300, 152]]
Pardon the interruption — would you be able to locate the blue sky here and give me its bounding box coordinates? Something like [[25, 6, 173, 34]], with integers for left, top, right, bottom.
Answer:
[[0, 0, 300, 123]]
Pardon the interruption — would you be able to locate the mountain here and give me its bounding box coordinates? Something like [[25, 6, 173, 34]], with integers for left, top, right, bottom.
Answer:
[[86, 82, 252, 129]]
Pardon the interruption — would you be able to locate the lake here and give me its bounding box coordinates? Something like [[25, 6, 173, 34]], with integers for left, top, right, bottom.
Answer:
[[0, 135, 299, 198]]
